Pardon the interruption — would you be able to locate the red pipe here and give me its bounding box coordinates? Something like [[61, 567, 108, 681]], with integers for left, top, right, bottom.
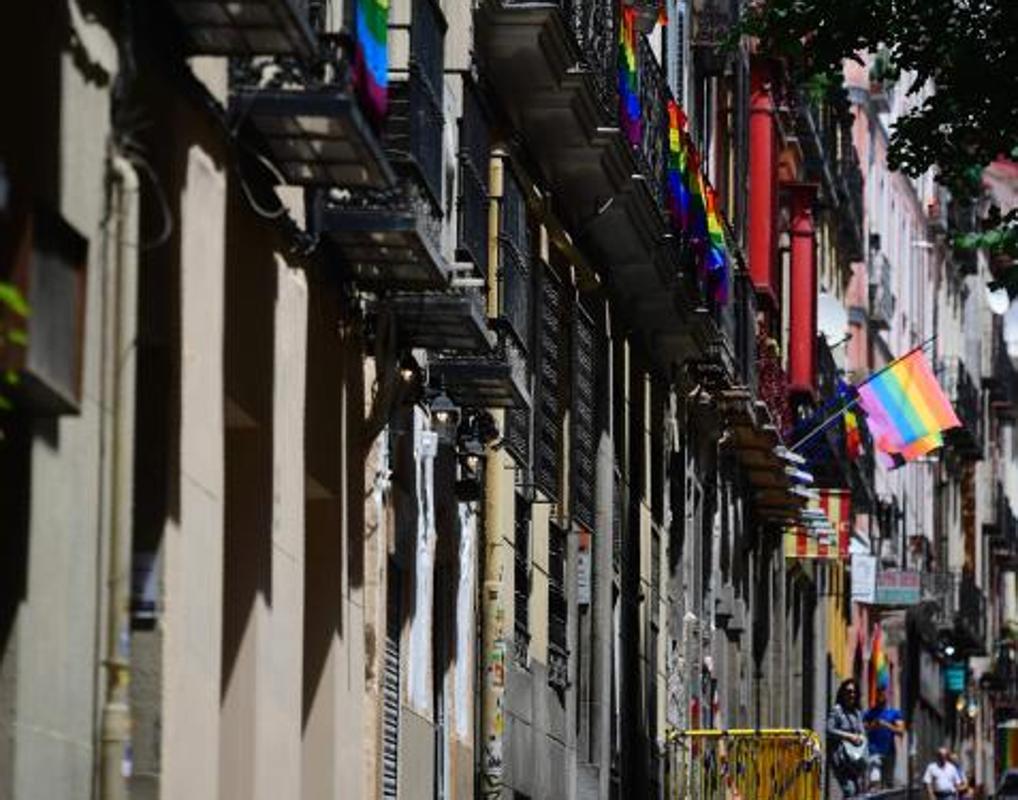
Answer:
[[748, 60, 778, 307], [787, 182, 818, 397]]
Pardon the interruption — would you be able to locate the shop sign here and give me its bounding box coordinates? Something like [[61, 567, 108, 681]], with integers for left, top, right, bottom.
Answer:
[[852, 554, 877, 603], [944, 663, 967, 693], [874, 570, 921, 606], [577, 529, 591, 605]]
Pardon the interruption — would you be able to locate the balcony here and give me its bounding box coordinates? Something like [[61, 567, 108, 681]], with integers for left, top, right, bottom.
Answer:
[[987, 482, 1018, 569], [942, 358, 981, 459], [427, 162, 533, 410], [311, 0, 452, 289], [989, 330, 1018, 420], [229, 64, 395, 189], [869, 252, 895, 329], [385, 291, 491, 353], [165, 0, 317, 57], [476, 0, 714, 370], [924, 571, 987, 656], [835, 135, 865, 262]]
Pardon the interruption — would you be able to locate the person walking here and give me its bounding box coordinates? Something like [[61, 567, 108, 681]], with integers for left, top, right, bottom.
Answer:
[[864, 686, 905, 789], [923, 746, 965, 800], [827, 679, 868, 798]]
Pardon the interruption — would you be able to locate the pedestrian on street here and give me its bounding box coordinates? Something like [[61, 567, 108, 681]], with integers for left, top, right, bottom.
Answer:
[[864, 686, 905, 789], [947, 751, 973, 798], [827, 678, 868, 798], [923, 746, 965, 800]]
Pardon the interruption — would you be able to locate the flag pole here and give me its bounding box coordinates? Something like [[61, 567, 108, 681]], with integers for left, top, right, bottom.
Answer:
[[787, 335, 938, 454]]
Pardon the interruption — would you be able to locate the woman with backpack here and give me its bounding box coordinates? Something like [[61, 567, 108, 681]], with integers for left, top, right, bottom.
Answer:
[[828, 678, 868, 798]]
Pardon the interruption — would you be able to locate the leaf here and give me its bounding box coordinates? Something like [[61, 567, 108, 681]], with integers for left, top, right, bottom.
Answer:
[[0, 395, 11, 412], [7, 328, 27, 347], [0, 283, 29, 318]]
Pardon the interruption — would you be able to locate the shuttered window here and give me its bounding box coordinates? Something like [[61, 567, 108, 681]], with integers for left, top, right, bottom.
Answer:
[[572, 305, 597, 529], [513, 492, 531, 666], [548, 521, 568, 691], [533, 263, 563, 500]]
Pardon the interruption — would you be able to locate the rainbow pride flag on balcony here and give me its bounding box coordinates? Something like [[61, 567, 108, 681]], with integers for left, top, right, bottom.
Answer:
[[618, 5, 641, 147], [354, 0, 389, 126], [857, 347, 960, 466]]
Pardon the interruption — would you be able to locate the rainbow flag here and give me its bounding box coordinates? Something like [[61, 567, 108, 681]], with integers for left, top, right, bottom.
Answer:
[[618, 6, 641, 147], [857, 348, 960, 464], [999, 722, 1018, 773], [354, 0, 389, 126], [868, 625, 889, 702], [666, 101, 690, 230], [704, 186, 729, 304]]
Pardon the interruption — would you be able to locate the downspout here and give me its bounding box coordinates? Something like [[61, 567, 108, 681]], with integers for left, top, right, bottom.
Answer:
[[99, 153, 139, 800]]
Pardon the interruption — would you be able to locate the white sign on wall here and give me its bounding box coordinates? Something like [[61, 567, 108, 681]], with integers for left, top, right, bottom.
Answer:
[[852, 554, 877, 603]]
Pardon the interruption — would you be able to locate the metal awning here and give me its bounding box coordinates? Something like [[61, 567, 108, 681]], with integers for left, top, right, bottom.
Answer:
[[232, 88, 395, 189], [166, 0, 317, 57]]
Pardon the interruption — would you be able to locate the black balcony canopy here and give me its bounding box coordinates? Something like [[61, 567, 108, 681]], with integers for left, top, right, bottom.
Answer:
[[231, 88, 395, 189], [167, 0, 317, 57]]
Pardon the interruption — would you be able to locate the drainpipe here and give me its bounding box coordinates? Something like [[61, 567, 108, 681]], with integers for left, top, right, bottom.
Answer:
[[99, 153, 139, 800]]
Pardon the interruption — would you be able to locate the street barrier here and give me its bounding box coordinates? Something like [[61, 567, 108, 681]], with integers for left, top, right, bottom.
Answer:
[[665, 728, 824, 800]]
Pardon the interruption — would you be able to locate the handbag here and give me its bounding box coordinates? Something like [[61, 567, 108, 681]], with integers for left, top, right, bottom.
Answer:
[[842, 737, 868, 767]]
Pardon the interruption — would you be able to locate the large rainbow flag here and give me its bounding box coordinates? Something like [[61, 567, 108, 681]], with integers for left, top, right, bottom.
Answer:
[[354, 0, 389, 126], [856, 348, 960, 467]]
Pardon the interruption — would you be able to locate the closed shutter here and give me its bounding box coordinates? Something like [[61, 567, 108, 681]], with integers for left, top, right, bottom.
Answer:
[[571, 305, 597, 530], [534, 264, 563, 500], [382, 575, 401, 799]]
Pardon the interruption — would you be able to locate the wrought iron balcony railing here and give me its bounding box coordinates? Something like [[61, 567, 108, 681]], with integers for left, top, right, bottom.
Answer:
[[941, 357, 981, 458], [924, 571, 987, 655], [869, 252, 895, 330], [990, 329, 1018, 419]]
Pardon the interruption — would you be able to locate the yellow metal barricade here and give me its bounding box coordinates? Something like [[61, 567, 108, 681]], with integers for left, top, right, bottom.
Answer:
[[665, 728, 823, 800]]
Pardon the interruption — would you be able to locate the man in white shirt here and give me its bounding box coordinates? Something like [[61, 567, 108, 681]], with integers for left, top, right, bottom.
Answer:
[[923, 747, 964, 800]]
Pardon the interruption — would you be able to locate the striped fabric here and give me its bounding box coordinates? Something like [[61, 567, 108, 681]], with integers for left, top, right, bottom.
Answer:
[[784, 489, 851, 561], [857, 349, 960, 463]]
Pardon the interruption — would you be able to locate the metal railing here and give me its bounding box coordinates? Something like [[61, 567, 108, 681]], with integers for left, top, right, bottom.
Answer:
[[869, 252, 895, 329], [665, 729, 823, 800]]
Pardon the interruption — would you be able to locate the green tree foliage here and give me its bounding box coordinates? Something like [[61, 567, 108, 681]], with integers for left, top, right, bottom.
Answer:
[[740, 0, 1018, 260], [0, 281, 28, 412]]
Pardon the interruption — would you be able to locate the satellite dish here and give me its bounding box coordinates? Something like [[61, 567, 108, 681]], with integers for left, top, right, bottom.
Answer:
[[818, 293, 850, 344], [987, 284, 1011, 316]]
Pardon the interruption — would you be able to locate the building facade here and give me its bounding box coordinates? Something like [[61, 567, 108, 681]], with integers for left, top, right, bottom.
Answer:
[[1, 1, 1016, 799]]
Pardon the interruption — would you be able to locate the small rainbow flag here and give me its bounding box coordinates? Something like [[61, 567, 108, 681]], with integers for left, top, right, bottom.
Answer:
[[618, 5, 641, 147], [868, 624, 889, 702], [857, 348, 960, 464], [354, 0, 390, 126]]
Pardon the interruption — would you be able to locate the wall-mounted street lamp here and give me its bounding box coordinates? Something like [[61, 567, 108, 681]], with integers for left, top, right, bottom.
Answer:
[[428, 389, 460, 445]]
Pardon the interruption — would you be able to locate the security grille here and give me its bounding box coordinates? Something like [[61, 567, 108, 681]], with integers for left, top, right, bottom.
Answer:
[[548, 521, 569, 689], [382, 572, 401, 798], [500, 169, 533, 468], [499, 170, 532, 351], [408, 0, 446, 202], [534, 265, 563, 500], [457, 80, 489, 274], [514, 493, 532, 666], [571, 306, 597, 529]]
